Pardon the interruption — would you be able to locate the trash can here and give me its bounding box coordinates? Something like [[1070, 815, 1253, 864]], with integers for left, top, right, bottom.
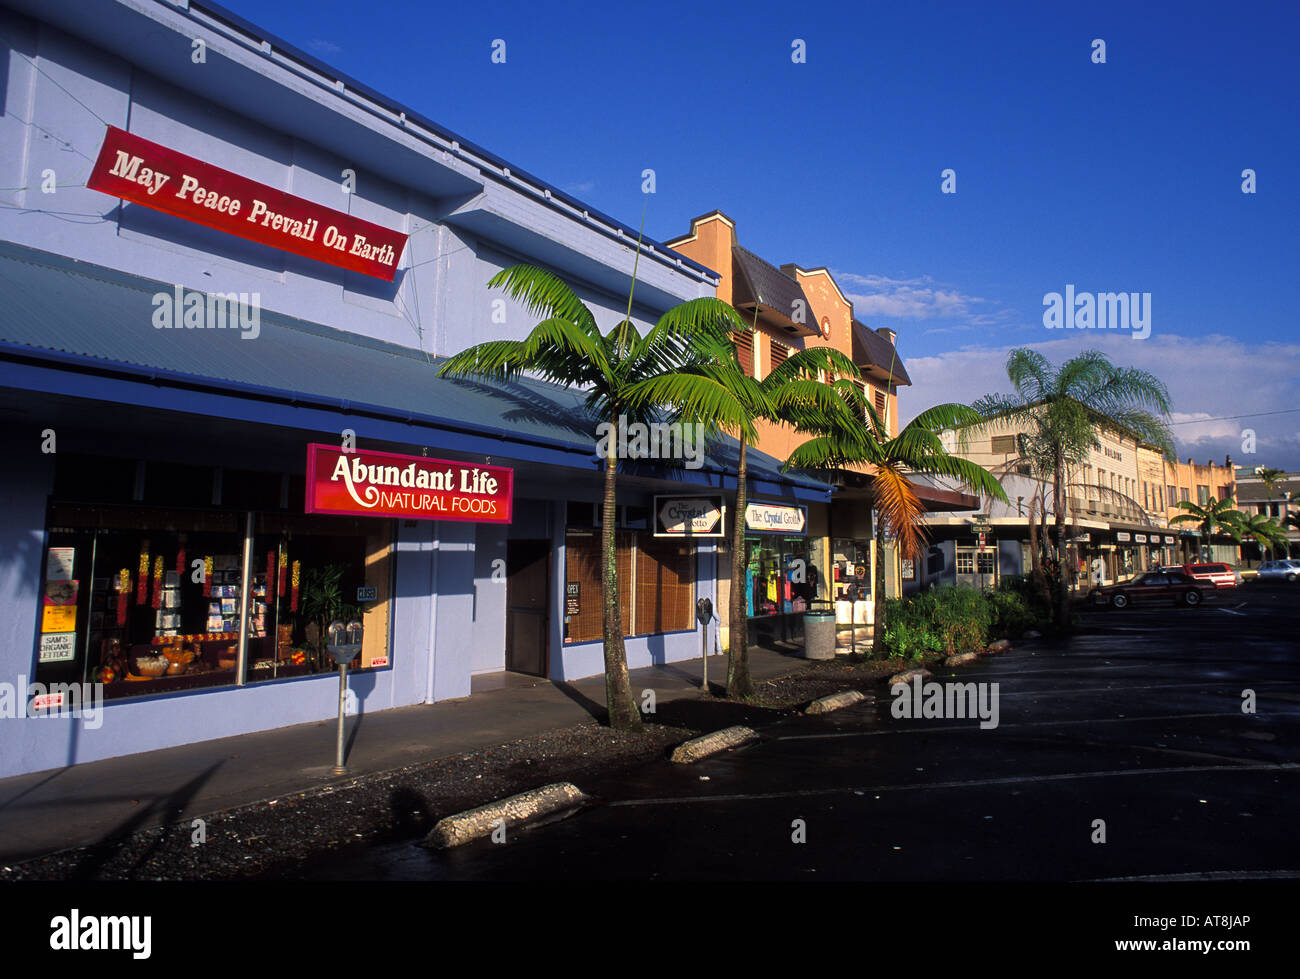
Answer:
[[803, 602, 836, 660]]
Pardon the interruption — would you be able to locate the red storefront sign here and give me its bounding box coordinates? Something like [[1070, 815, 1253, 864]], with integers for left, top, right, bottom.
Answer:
[[305, 444, 513, 523], [87, 126, 407, 281]]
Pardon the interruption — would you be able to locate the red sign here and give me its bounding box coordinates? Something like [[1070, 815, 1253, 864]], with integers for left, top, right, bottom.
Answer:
[[305, 444, 513, 523], [87, 126, 407, 281]]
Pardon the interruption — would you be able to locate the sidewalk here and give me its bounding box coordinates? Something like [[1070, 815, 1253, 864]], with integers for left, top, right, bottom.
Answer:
[[0, 647, 809, 865]]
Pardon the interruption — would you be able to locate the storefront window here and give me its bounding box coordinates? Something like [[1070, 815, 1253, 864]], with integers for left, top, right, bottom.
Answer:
[[744, 537, 817, 616], [563, 529, 694, 644], [38, 505, 247, 699], [35, 504, 392, 700], [252, 513, 393, 681], [831, 538, 869, 600]]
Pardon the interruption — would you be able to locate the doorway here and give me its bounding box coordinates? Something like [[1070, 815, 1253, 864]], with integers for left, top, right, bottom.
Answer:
[[506, 539, 550, 677]]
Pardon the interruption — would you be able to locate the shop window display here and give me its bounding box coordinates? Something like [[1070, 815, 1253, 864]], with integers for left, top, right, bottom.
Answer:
[[35, 503, 391, 700], [745, 537, 818, 616]]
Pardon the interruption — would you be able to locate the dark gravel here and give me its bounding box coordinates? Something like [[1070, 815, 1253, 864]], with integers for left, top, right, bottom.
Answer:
[[0, 654, 914, 881]]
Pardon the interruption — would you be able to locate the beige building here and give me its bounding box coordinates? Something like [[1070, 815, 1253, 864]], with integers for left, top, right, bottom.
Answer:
[[918, 403, 1188, 589]]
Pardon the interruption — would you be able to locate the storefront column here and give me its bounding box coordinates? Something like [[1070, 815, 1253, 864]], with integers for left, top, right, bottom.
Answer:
[[431, 521, 476, 702], [393, 520, 436, 705]]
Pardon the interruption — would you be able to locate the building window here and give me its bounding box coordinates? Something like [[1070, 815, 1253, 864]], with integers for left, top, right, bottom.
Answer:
[[991, 435, 1016, 454], [634, 536, 694, 635], [1180, 487, 1189, 503], [1197, 485, 1209, 505], [732, 331, 754, 377], [956, 551, 974, 575], [1168, 485, 1177, 507], [769, 339, 789, 371], [564, 530, 633, 642], [875, 389, 888, 423], [563, 530, 694, 643]]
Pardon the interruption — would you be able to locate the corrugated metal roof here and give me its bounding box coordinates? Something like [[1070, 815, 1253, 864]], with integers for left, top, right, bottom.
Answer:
[[0, 239, 826, 492]]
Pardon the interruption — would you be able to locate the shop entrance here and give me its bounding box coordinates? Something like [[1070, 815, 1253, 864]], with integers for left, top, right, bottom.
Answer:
[[506, 539, 550, 677]]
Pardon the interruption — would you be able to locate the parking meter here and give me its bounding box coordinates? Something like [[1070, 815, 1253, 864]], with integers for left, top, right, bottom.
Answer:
[[325, 618, 363, 775], [695, 597, 713, 626], [695, 597, 714, 695]]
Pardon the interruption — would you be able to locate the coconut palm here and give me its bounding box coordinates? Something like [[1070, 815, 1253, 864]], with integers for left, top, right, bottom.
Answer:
[[436, 264, 743, 729], [628, 331, 859, 698], [974, 349, 1174, 629], [784, 396, 1008, 654], [1169, 497, 1245, 562]]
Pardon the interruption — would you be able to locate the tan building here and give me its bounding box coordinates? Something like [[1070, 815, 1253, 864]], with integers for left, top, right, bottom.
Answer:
[[918, 403, 1185, 589]]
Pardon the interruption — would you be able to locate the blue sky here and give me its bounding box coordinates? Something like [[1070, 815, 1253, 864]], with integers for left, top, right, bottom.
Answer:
[[233, 0, 1300, 471]]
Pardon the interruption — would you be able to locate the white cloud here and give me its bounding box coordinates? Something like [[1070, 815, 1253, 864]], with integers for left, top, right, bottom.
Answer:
[[900, 331, 1300, 470], [836, 271, 1010, 325]]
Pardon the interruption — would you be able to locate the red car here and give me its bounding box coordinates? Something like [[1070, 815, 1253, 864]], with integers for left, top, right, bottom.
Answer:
[[1180, 562, 1239, 589], [1090, 568, 1216, 609]]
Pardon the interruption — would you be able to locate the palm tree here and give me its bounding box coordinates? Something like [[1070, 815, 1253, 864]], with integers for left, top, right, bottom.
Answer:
[[628, 332, 859, 698], [785, 396, 1007, 653], [436, 264, 741, 729], [974, 349, 1174, 629], [1284, 512, 1299, 558], [1170, 497, 1244, 561], [1236, 512, 1288, 562]]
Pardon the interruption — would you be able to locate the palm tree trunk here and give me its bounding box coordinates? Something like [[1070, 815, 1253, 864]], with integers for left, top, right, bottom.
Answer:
[[1028, 493, 1050, 608], [727, 435, 753, 699], [1053, 458, 1071, 631], [871, 515, 887, 655], [602, 429, 640, 730]]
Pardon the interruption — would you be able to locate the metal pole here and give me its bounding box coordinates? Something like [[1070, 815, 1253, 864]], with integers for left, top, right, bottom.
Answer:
[[331, 661, 348, 776], [702, 620, 709, 694]]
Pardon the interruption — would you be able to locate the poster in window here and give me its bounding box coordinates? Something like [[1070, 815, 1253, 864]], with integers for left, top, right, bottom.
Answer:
[[42, 579, 79, 633], [901, 559, 915, 581], [566, 582, 580, 615]]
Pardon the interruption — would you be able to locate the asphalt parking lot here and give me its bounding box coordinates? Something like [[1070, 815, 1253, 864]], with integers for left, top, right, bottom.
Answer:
[[287, 582, 1300, 881]]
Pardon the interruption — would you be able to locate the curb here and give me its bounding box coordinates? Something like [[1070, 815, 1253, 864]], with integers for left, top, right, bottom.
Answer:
[[670, 725, 759, 764], [806, 690, 867, 714], [424, 781, 590, 849], [888, 668, 933, 689]]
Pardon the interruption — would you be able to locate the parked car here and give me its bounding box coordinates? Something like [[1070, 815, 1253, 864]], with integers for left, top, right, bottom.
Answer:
[[1181, 562, 1239, 588], [1090, 569, 1216, 609], [1256, 559, 1300, 582]]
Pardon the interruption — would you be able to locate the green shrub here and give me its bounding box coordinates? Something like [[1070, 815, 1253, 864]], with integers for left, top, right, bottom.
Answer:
[[882, 586, 992, 657]]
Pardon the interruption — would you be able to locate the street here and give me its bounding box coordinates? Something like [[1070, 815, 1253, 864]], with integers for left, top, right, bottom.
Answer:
[[283, 584, 1299, 881]]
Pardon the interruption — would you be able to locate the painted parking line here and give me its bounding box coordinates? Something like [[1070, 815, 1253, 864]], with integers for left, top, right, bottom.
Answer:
[[875, 679, 1300, 699], [1085, 869, 1300, 882], [606, 761, 1300, 808], [1219, 607, 1248, 616], [774, 710, 1279, 740]]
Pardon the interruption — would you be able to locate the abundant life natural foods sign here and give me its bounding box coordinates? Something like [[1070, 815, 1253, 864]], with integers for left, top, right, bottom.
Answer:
[[87, 126, 408, 280], [305, 444, 513, 523]]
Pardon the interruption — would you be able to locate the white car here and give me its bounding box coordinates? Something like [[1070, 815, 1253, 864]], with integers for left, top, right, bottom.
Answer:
[[1256, 559, 1300, 582]]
